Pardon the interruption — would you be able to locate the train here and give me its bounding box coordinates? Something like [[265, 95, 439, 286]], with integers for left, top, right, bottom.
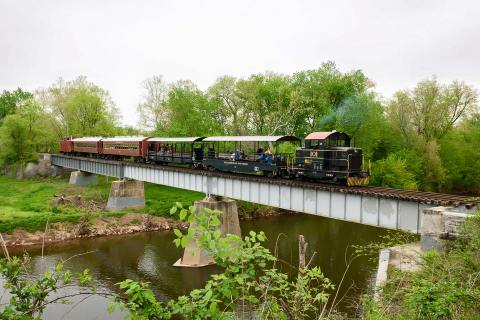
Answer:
[[60, 131, 370, 186]]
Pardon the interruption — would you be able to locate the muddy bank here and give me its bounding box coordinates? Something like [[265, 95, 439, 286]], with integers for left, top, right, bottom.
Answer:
[[1, 214, 187, 247], [1, 189, 288, 248]]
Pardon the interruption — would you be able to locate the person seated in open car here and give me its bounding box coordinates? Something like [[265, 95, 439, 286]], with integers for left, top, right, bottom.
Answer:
[[234, 150, 242, 161], [265, 148, 273, 165], [257, 147, 264, 162]]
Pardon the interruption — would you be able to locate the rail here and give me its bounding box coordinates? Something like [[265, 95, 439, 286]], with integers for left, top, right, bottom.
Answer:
[[51, 154, 478, 207]]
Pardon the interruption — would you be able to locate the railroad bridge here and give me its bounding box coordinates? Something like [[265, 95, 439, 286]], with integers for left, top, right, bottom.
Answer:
[[50, 154, 477, 234]]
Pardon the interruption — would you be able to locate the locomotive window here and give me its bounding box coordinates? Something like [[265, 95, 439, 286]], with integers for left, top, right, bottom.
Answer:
[[307, 140, 324, 149]]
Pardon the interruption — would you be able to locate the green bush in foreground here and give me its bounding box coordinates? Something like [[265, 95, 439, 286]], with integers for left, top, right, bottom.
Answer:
[[113, 203, 338, 319]]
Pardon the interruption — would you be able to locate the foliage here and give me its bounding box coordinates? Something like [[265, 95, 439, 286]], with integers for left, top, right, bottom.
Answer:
[[0, 88, 33, 123], [370, 153, 418, 190], [365, 212, 480, 319], [334, 93, 387, 158], [290, 61, 372, 137], [439, 114, 480, 193], [37, 76, 120, 137], [136, 75, 171, 132], [387, 78, 478, 143], [162, 80, 222, 136], [0, 115, 38, 167], [0, 256, 94, 319], [114, 203, 336, 319]]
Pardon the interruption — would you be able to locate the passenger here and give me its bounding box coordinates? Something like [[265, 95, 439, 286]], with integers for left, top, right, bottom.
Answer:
[[265, 149, 273, 165], [257, 147, 264, 161], [234, 150, 241, 161]]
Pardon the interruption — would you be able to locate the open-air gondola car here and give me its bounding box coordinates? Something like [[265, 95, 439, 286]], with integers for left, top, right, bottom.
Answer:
[[146, 137, 205, 166], [201, 135, 301, 177]]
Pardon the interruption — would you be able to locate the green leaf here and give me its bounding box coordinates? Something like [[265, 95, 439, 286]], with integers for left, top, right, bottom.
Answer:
[[176, 202, 183, 208], [179, 209, 188, 221], [173, 229, 183, 238], [204, 289, 213, 301], [209, 301, 218, 313], [180, 236, 189, 248], [170, 206, 177, 215]]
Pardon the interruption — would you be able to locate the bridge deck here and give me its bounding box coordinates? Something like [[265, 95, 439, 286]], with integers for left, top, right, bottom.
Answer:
[[50, 154, 478, 233]]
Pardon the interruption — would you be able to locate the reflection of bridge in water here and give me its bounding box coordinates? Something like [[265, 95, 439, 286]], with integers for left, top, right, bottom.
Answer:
[[50, 154, 477, 234]]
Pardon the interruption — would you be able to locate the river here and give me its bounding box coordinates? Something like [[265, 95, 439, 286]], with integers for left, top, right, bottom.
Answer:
[[1, 213, 401, 319]]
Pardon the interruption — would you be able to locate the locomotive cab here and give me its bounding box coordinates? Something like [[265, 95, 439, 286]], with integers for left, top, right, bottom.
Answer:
[[295, 131, 369, 186]]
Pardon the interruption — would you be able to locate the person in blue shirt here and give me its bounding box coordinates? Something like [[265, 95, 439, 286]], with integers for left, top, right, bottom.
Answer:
[[234, 150, 241, 161], [265, 149, 273, 165]]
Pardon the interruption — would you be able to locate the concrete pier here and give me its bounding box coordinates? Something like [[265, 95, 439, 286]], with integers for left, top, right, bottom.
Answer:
[[69, 170, 98, 186], [420, 206, 468, 251], [106, 180, 145, 211], [174, 196, 241, 268]]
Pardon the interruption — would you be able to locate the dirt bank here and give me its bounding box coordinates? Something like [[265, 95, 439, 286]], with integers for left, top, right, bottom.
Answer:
[[1, 214, 188, 247]]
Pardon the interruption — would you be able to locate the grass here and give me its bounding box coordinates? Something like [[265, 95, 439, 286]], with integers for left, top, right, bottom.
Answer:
[[0, 175, 204, 234]]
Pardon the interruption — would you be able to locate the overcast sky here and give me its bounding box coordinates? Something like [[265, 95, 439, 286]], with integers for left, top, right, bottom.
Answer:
[[1, 0, 479, 126]]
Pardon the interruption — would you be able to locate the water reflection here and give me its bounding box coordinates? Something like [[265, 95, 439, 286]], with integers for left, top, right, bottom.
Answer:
[[2, 213, 403, 319]]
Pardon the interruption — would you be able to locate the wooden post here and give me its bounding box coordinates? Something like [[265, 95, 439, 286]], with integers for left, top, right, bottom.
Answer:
[[295, 235, 308, 320]]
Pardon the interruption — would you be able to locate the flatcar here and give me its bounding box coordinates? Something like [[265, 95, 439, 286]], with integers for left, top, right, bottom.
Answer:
[[59, 131, 370, 186]]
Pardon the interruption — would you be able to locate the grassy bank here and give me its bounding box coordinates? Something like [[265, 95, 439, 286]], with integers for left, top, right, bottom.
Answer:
[[0, 175, 204, 234], [365, 212, 480, 319]]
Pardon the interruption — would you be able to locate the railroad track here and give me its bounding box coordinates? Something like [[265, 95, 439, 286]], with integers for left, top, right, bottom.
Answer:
[[52, 154, 480, 207]]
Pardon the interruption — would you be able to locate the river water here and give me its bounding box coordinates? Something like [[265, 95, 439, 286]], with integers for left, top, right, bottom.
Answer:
[[1, 213, 399, 319]]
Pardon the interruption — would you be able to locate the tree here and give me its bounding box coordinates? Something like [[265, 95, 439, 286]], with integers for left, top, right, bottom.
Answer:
[[387, 78, 478, 143], [385, 78, 478, 191], [290, 61, 372, 136], [0, 88, 33, 123], [163, 80, 222, 136], [0, 114, 38, 168], [370, 153, 418, 190], [137, 75, 171, 132], [207, 76, 244, 135], [38, 76, 120, 137], [334, 94, 388, 158], [439, 114, 480, 193], [236, 72, 294, 135]]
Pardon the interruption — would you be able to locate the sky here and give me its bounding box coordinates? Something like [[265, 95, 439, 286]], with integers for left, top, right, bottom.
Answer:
[[1, 0, 479, 126]]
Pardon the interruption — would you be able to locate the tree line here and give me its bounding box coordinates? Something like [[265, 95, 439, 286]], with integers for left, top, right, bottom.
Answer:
[[0, 62, 478, 194]]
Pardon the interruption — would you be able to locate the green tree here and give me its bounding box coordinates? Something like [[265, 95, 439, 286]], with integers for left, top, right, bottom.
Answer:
[[236, 72, 294, 135], [439, 114, 480, 193], [38, 76, 120, 137], [387, 78, 478, 143], [163, 81, 222, 136], [370, 153, 418, 190], [0, 114, 38, 168], [0, 88, 33, 123], [334, 94, 388, 158], [290, 61, 371, 136], [207, 76, 244, 135], [137, 75, 171, 132]]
